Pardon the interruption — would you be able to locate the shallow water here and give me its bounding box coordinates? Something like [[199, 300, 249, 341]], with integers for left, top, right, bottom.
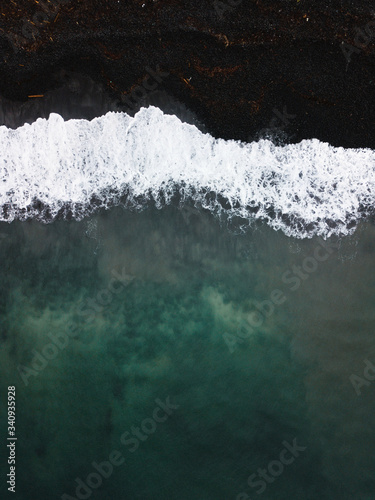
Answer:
[[1, 206, 374, 500]]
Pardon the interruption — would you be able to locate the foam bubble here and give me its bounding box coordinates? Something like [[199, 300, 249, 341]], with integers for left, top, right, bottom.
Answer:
[[1, 106, 374, 238]]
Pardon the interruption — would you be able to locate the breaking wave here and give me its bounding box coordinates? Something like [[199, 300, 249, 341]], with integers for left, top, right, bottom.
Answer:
[[1, 106, 374, 238]]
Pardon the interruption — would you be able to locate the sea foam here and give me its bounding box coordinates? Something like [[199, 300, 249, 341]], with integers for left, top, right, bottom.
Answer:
[[0, 106, 374, 238]]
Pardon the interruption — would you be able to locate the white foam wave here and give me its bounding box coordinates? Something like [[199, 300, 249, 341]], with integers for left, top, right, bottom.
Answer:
[[1, 106, 374, 238]]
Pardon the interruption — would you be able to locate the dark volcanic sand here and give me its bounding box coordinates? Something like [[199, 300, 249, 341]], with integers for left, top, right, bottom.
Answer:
[[0, 1, 374, 147]]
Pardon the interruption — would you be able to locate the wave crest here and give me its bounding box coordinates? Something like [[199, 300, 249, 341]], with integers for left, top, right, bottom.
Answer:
[[1, 106, 374, 238]]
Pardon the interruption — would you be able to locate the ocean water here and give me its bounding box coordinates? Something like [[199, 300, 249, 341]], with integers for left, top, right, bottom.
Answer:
[[0, 109, 375, 500]]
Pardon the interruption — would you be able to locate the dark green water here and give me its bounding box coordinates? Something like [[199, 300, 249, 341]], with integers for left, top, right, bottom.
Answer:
[[1, 207, 375, 500]]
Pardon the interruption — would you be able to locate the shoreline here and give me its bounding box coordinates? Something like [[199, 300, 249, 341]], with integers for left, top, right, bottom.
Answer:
[[0, 2, 374, 148]]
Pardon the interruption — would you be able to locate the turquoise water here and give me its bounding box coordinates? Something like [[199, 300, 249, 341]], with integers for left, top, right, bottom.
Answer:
[[1, 206, 375, 499]]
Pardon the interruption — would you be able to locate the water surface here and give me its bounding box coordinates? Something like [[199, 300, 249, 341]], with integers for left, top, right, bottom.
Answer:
[[1, 207, 374, 499]]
